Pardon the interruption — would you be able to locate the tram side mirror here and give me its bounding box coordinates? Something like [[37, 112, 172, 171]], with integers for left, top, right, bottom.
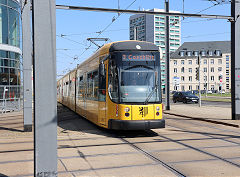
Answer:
[[99, 62, 105, 76]]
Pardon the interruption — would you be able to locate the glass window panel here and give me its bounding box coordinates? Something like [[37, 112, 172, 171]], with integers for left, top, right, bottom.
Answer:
[[10, 68, 18, 85], [3, 59, 8, 66], [0, 50, 7, 58], [0, 59, 3, 66], [0, 68, 9, 85], [9, 8, 19, 46], [8, 0, 19, 10], [0, 0, 7, 5], [0, 5, 9, 44]]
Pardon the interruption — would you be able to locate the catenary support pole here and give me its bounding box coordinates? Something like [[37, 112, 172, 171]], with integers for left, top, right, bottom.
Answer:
[[32, 0, 58, 176], [22, 0, 32, 132], [165, 0, 170, 110], [231, 0, 240, 120], [198, 55, 201, 107]]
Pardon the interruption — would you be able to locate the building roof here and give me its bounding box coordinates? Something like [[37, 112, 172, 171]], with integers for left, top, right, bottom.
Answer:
[[171, 41, 230, 59]]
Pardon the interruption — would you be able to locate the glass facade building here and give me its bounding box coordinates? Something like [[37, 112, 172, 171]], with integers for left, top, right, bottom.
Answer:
[[0, 0, 21, 110]]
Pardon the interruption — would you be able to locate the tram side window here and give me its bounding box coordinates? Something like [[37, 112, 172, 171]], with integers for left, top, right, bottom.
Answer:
[[77, 76, 84, 100], [92, 71, 98, 100], [64, 81, 69, 97], [69, 80, 74, 98], [108, 60, 119, 102], [99, 62, 106, 102], [87, 71, 98, 100], [87, 73, 93, 99]]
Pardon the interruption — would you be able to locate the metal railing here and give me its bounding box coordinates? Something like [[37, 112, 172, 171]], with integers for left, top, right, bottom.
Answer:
[[0, 86, 22, 113]]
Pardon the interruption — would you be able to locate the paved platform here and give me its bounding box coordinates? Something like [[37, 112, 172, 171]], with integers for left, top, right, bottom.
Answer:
[[0, 103, 239, 176], [0, 106, 177, 177], [164, 104, 240, 128]]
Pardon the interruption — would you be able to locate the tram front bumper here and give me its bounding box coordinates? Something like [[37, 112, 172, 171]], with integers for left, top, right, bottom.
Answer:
[[108, 119, 165, 130]]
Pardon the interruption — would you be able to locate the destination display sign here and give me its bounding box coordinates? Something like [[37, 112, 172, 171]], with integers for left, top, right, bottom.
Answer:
[[122, 54, 155, 61]]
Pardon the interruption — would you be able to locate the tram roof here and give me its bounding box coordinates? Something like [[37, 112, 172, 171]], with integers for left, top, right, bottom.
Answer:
[[108, 40, 159, 52]]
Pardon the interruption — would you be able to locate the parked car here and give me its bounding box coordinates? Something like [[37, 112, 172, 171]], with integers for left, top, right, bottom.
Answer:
[[220, 90, 226, 94], [173, 91, 199, 104], [207, 90, 212, 94], [212, 90, 218, 93], [192, 90, 199, 95]]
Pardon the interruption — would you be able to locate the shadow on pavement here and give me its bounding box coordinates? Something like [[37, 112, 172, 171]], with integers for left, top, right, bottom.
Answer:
[[57, 103, 158, 138]]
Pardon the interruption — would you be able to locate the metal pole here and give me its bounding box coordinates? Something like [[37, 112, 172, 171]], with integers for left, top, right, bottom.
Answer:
[[56, 5, 232, 20], [165, 0, 170, 110], [3, 86, 6, 113], [231, 0, 240, 120], [198, 55, 201, 107], [22, 0, 33, 132], [32, 0, 58, 176]]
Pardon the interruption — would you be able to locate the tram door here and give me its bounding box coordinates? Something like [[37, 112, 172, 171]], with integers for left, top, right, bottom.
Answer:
[[98, 61, 107, 126]]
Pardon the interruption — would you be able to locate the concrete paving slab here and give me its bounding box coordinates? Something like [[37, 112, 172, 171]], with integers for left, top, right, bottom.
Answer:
[[60, 158, 92, 171], [203, 146, 240, 159], [135, 141, 186, 151], [58, 148, 80, 157], [0, 161, 33, 176], [0, 151, 33, 163], [165, 104, 231, 120], [172, 159, 240, 176], [231, 158, 240, 165], [58, 172, 74, 177], [85, 153, 154, 169], [0, 141, 33, 152], [153, 149, 213, 163], [226, 137, 240, 144], [182, 138, 237, 148], [164, 104, 240, 128], [94, 164, 178, 177], [71, 170, 99, 177], [74, 144, 137, 156], [67, 136, 124, 147], [155, 131, 207, 141]]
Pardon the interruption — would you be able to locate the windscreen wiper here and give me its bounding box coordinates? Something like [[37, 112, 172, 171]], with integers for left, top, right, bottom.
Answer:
[[144, 82, 158, 105]]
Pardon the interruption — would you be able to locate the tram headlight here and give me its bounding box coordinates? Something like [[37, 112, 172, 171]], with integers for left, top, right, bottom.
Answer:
[[156, 106, 160, 111], [156, 112, 160, 116], [124, 107, 130, 112]]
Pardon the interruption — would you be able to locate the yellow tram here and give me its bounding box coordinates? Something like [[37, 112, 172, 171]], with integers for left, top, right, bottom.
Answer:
[[57, 40, 165, 130]]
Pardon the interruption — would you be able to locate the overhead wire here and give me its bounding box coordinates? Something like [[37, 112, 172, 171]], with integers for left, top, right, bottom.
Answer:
[[96, 0, 137, 37], [180, 0, 222, 23], [77, 0, 138, 59]]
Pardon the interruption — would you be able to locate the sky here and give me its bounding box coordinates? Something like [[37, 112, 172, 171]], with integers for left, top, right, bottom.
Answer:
[[55, 0, 231, 78]]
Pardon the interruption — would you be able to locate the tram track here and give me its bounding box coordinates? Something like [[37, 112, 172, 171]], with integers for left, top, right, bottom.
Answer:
[[111, 115, 240, 176], [167, 116, 240, 146], [156, 129, 240, 169], [161, 117, 240, 168], [114, 134, 186, 177]]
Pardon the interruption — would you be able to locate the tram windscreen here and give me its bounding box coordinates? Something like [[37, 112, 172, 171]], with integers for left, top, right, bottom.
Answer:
[[118, 51, 161, 103]]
